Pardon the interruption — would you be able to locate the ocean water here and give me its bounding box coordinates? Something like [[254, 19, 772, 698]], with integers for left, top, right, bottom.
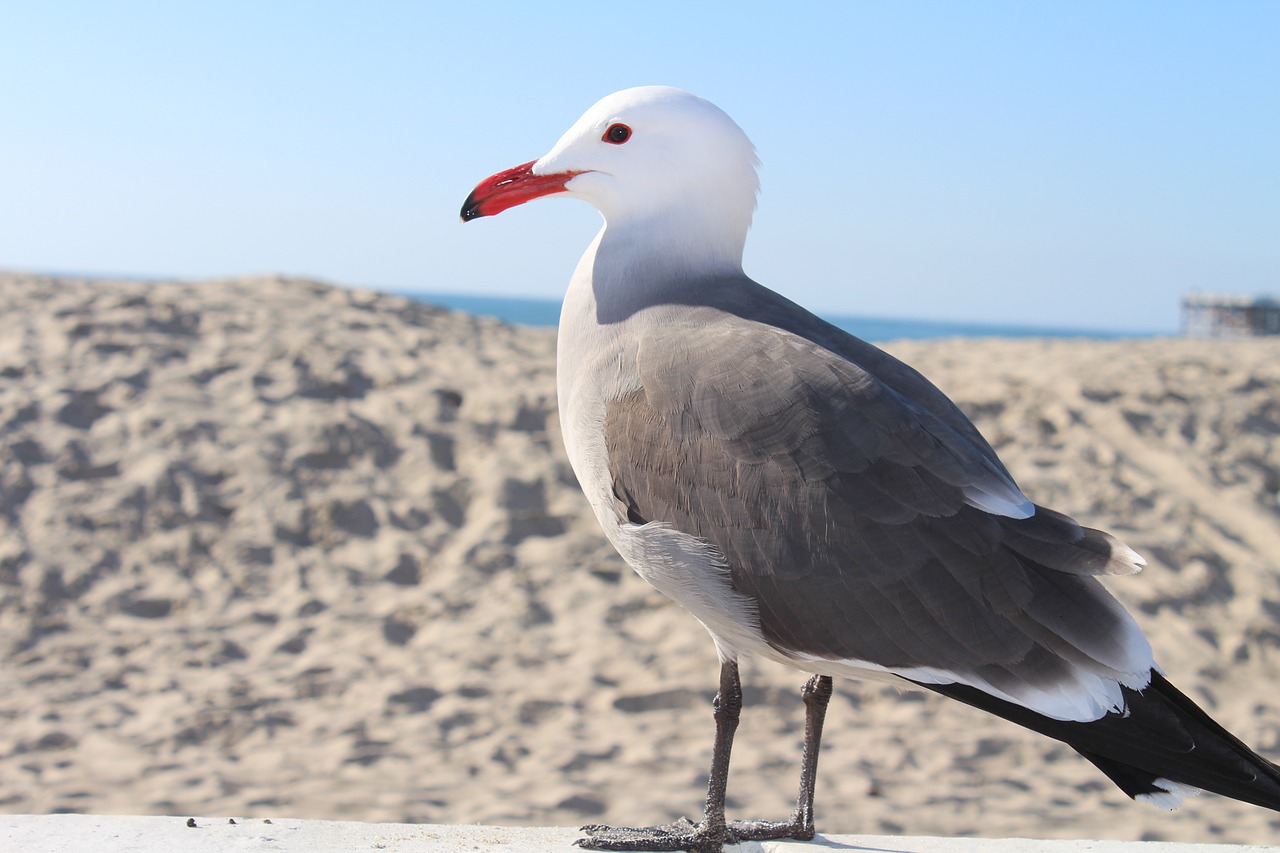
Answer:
[[406, 291, 1147, 342]]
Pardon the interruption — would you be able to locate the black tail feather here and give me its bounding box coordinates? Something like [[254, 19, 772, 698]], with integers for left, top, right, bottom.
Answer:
[[1075, 748, 1172, 802], [919, 671, 1280, 812]]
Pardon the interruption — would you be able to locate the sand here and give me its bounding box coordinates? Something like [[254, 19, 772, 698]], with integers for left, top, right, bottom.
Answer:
[[1, 270, 1278, 844]]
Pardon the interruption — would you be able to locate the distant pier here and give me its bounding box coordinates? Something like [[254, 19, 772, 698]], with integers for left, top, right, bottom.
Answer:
[[1181, 293, 1280, 337]]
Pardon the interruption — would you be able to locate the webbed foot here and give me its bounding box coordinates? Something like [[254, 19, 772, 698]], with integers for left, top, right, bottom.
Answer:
[[575, 817, 722, 852], [575, 814, 815, 852], [726, 816, 815, 842]]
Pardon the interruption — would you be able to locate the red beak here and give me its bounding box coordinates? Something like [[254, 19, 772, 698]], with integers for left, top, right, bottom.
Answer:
[[460, 160, 582, 222]]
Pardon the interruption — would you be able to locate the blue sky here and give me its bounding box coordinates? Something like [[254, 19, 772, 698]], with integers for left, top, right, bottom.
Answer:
[[2, 1, 1276, 333]]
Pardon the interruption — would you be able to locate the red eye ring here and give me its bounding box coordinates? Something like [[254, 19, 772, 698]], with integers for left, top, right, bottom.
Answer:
[[603, 123, 632, 144]]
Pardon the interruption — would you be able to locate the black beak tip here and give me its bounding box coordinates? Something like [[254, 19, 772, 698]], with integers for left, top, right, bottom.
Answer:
[[460, 192, 482, 223]]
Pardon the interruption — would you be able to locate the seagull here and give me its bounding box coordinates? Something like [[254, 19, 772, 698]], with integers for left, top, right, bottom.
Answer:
[[461, 86, 1280, 851]]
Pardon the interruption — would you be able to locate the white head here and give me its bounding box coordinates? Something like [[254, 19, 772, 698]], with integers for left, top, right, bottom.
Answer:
[[462, 87, 760, 270]]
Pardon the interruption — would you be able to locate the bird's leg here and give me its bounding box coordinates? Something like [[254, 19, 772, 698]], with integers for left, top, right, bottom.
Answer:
[[791, 674, 835, 837], [700, 657, 743, 838], [724, 673, 833, 843], [575, 660, 745, 852]]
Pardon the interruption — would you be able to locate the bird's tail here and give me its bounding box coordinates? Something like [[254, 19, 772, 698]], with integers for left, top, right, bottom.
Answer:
[[920, 671, 1280, 812]]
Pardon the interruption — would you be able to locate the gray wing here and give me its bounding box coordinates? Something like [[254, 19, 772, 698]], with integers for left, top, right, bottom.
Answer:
[[605, 312, 1149, 702]]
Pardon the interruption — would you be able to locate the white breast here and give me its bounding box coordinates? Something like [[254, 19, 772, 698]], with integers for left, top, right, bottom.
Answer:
[[555, 235, 766, 662]]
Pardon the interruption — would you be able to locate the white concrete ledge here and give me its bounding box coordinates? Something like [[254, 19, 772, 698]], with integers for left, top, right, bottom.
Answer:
[[2, 815, 1277, 853]]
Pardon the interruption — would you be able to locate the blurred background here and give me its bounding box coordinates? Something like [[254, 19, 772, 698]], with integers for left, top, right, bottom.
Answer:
[[3, 0, 1277, 333]]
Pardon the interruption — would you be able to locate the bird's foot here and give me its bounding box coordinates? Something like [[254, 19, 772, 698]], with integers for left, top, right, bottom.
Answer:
[[575, 815, 814, 852], [575, 817, 724, 852], [726, 816, 815, 842]]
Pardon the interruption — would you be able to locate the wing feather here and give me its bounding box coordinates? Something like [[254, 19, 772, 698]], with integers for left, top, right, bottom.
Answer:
[[604, 311, 1152, 716]]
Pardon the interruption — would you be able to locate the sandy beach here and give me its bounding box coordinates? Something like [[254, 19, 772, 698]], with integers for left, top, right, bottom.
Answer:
[[1, 270, 1278, 844]]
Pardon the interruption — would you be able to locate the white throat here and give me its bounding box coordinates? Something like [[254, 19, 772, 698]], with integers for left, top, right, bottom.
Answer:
[[579, 198, 750, 321]]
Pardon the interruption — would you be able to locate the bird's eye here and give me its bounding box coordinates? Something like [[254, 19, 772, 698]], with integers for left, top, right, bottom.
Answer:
[[603, 123, 632, 145]]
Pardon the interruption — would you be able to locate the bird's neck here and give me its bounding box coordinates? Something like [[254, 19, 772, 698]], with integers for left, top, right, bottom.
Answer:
[[581, 210, 749, 323]]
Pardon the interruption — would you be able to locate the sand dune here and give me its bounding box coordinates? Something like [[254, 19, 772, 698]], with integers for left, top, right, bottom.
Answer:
[[1, 271, 1278, 843]]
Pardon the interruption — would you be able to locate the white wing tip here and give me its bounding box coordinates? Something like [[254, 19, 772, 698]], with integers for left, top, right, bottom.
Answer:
[[1136, 778, 1203, 810], [963, 487, 1035, 519], [1116, 541, 1148, 572]]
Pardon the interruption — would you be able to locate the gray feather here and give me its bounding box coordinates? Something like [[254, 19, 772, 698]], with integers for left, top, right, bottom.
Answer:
[[603, 290, 1147, 691]]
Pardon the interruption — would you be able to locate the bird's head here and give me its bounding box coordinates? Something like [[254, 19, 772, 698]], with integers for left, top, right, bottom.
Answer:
[[461, 87, 759, 245]]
